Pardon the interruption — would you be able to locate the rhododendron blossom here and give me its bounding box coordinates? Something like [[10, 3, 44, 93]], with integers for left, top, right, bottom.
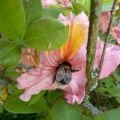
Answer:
[[17, 12, 120, 104]]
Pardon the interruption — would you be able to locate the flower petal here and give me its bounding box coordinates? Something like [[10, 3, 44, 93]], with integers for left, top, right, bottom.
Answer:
[[57, 12, 74, 26], [99, 12, 110, 33], [17, 68, 41, 89], [60, 0, 72, 7], [19, 73, 56, 101], [64, 69, 87, 104], [61, 11, 89, 60], [112, 24, 120, 44], [41, 0, 57, 8], [94, 40, 120, 79]]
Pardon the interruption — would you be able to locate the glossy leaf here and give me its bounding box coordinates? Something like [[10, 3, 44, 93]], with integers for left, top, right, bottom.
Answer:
[[72, 2, 83, 14], [51, 98, 83, 120], [0, 0, 25, 40], [0, 46, 21, 67], [0, 104, 3, 113], [24, 18, 68, 51], [46, 91, 62, 108], [23, 0, 42, 25], [94, 108, 120, 120], [42, 8, 62, 18], [4, 90, 47, 113]]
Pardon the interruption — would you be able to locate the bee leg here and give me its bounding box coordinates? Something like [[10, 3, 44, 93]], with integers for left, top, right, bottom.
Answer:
[[71, 67, 81, 73]]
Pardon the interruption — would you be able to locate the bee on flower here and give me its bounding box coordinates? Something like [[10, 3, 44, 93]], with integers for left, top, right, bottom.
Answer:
[[17, 12, 120, 104]]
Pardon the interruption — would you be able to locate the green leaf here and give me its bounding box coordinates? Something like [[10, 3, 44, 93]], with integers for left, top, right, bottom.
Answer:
[[83, 115, 92, 120], [51, 98, 83, 120], [94, 108, 120, 120], [6, 68, 20, 78], [28, 91, 46, 106], [115, 96, 120, 103], [46, 90, 62, 108], [4, 90, 47, 113], [0, 0, 26, 40], [72, 2, 83, 14], [0, 46, 21, 67], [42, 8, 62, 18], [102, 3, 113, 11], [24, 18, 68, 51], [0, 104, 4, 113], [23, 0, 42, 25], [83, 0, 90, 14]]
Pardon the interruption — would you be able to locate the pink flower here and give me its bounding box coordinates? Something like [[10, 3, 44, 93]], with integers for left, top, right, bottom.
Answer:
[[60, 0, 72, 7], [41, 0, 57, 8], [17, 12, 120, 104], [112, 24, 120, 44], [99, 11, 110, 33]]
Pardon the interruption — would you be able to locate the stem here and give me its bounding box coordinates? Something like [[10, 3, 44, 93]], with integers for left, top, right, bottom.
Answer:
[[98, 0, 118, 77], [86, 0, 102, 92]]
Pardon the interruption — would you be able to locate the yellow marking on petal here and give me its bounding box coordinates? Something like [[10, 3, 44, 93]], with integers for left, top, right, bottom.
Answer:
[[61, 23, 87, 59], [29, 55, 38, 67]]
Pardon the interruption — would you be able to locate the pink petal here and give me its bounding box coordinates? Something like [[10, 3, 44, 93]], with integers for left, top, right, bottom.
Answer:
[[58, 11, 89, 28], [41, 0, 57, 8], [19, 73, 56, 101], [112, 24, 120, 44], [17, 68, 42, 89], [60, 0, 72, 7], [94, 40, 120, 79], [74, 11, 89, 28], [57, 12, 74, 26], [64, 69, 87, 104], [99, 12, 110, 33]]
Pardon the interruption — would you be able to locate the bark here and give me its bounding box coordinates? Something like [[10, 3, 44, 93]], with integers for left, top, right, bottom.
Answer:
[[86, 0, 102, 92]]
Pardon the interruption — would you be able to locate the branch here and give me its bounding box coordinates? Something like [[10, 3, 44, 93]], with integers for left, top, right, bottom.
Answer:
[[98, 0, 118, 77], [86, 0, 102, 93]]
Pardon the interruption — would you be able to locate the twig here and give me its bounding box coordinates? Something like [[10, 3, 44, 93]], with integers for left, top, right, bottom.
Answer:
[[86, 0, 102, 93], [98, 0, 118, 77]]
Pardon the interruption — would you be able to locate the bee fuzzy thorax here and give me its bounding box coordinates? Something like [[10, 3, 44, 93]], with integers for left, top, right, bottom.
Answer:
[[54, 61, 79, 85]]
